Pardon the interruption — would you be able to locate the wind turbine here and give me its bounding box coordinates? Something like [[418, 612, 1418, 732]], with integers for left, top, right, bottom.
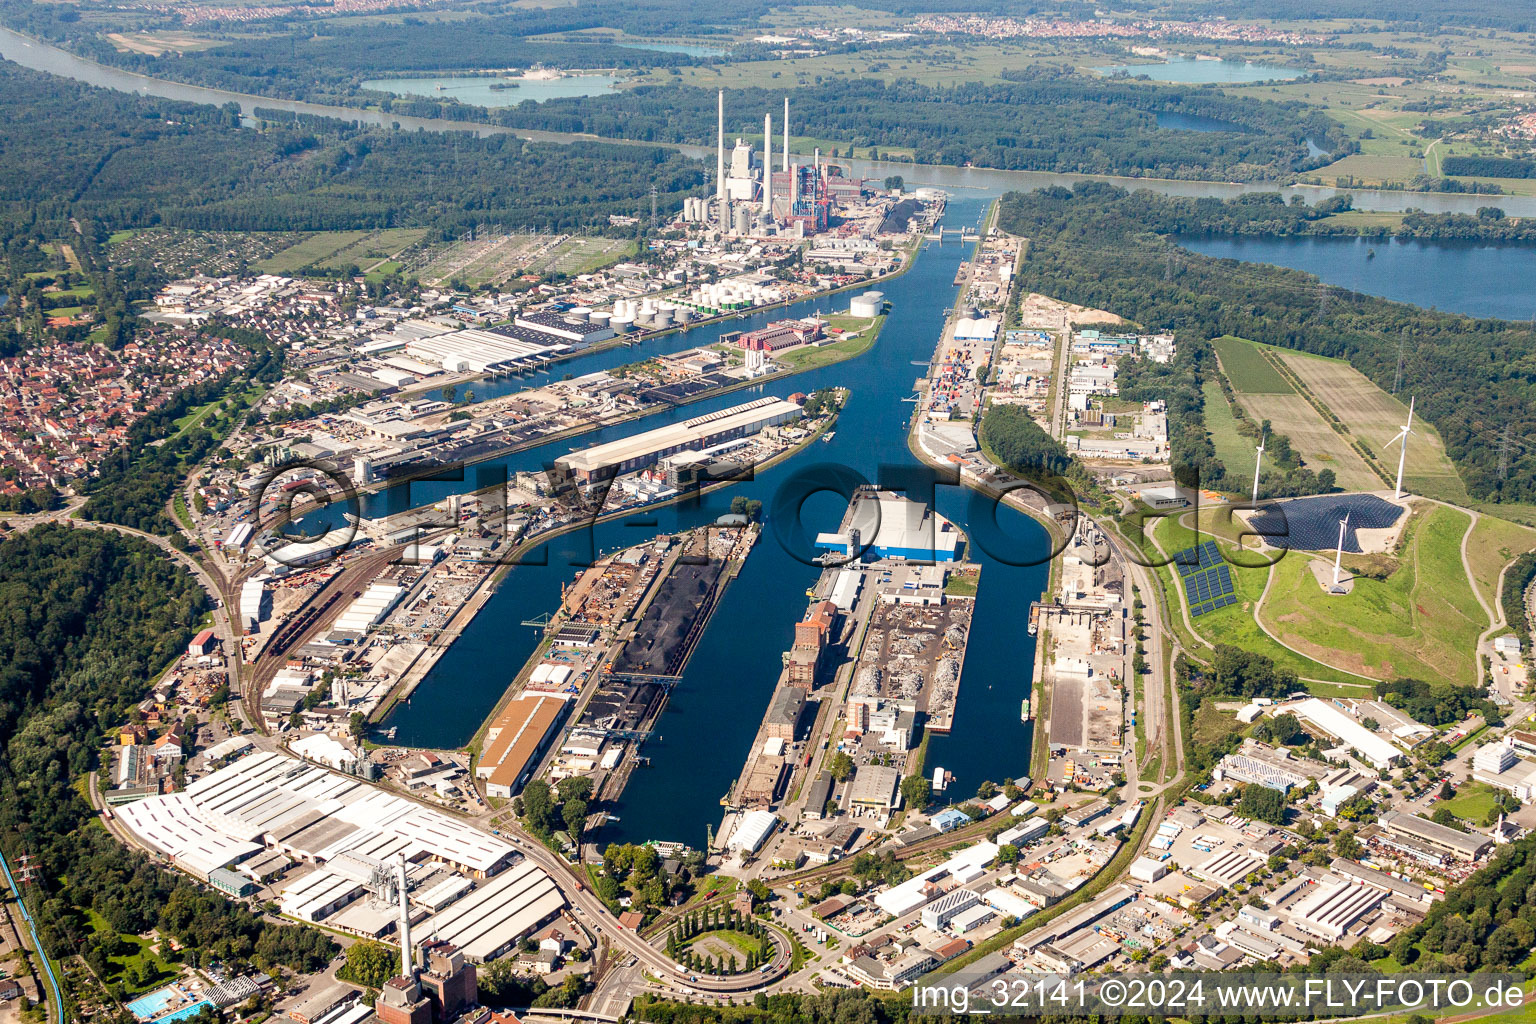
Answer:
[[1384, 396, 1415, 501], [1331, 512, 1350, 590], [1251, 431, 1266, 506]]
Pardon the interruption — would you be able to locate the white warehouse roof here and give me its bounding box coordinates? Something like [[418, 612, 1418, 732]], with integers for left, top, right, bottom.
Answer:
[[1289, 699, 1405, 769]]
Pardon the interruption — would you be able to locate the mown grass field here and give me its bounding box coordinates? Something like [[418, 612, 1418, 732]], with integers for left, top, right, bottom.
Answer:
[[1466, 514, 1536, 609], [778, 314, 883, 370], [1275, 347, 1469, 505], [1439, 779, 1502, 827], [1148, 513, 1370, 687], [1201, 380, 1256, 484], [1212, 334, 1292, 394], [258, 230, 374, 273], [1258, 504, 1484, 683]]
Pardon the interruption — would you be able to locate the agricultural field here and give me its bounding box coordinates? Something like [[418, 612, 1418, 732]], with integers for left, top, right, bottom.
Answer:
[[1212, 335, 1291, 394], [1215, 336, 1380, 491], [1238, 394, 1382, 492], [1274, 348, 1470, 505], [1201, 380, 1257, 484], [409, 232, 634, 288], [256, 228, 427, 275], [105, 31, 225, 55], [1258, 504, 1485, 683]]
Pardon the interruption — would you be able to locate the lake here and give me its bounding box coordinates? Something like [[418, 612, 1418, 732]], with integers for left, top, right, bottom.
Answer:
[[361, 74, 621, 107], [1098, 57, 1303, 83], [1178, 234, 1536, 320], [615, 41, 728, 57]]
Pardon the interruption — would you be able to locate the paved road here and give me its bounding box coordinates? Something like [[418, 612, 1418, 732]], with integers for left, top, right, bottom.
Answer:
[[498, 830, 790, 996]]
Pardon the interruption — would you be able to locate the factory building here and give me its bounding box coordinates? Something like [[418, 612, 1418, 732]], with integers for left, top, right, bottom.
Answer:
[[1289, 698, 1406, 770], [1377, 810, 1493, 862], [1287, 876, 1386, 942], [1215, 751, 1310, 794], [512, 310, 617, 345], [816, 490, 963, 563], [556, 397, 804, 485], [738, 319, 824, 352], [921, 889, 981, 931], [476, 695, 572, 798], [403, 325, 571, 374], [332, 582, 407, 635], [848, 765, 901, 810], [423, 861, 566, 963], [240, 576, 270, 633], [1471, 738, 1536, 801], [786, 601, 838, 688]]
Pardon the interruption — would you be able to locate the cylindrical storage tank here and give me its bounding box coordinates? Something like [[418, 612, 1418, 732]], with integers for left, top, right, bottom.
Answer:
[[612, 315, 635, 333], [653, 308, 674, 328], [589, 311, 612, 329], [734, 206, 751, 235], [568, 307, 592, 323], [850, 290, 884, 318]]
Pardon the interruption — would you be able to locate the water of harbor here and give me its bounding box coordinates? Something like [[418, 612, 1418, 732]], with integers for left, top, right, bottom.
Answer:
[[296, 195, 1048, 846]]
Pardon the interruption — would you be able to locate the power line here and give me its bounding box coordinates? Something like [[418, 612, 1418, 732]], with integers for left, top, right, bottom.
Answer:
[[1392, 328, 1407, 395]]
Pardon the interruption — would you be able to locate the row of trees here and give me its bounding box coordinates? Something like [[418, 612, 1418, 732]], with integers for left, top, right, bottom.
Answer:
[[665, 908, 773, 974]]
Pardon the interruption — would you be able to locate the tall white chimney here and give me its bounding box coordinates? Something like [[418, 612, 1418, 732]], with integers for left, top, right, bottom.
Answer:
[[783, 97, 790, 173], [763, 112, 773, 215], [396, 854, 413, 980], [716, 90, 727, 225]]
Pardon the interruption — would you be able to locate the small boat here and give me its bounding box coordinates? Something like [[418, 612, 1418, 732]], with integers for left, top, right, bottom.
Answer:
[[821, 431, 835, 443], [1020, 698, 1032, 722]]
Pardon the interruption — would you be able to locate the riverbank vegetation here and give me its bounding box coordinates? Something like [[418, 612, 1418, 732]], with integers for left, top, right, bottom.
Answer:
[[996, 183, 1536, 504]]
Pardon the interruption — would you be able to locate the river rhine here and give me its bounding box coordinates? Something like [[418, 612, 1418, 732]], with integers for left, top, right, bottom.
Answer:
[[5, 25, 1536, 217]]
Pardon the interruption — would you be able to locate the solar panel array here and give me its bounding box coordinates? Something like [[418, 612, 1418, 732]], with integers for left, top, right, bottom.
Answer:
[[1173, 542, 1236, 617], [1247, 494, 1406, 553]]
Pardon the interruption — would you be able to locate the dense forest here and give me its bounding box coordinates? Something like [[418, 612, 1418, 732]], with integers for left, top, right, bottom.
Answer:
[[0, 61, 707, 240], [531, 74, 1343, 180], [0, 18, 1347, 184], [0, 527, 337, 1002], [72, 27, 701, 107], [340, 74, 1342, 183], [1440, 155, 1536, 179], [996, 183, 1536, 503], [1121, 191, 1536, 243]]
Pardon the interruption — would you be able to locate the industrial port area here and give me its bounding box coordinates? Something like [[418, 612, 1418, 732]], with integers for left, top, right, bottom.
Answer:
[[60, 107, 1536, 1024]]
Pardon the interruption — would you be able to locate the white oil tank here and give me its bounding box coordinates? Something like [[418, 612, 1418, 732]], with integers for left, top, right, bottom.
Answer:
[[850, 290, 884, 318]]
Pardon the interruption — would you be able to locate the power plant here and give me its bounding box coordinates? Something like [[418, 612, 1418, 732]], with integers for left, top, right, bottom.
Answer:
[[679, 90, 851, 237]]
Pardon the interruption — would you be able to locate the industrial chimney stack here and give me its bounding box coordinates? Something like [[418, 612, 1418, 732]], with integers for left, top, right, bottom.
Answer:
[[396, 854, 413, 980]]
